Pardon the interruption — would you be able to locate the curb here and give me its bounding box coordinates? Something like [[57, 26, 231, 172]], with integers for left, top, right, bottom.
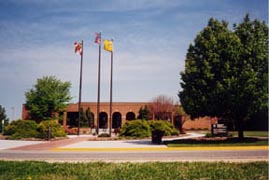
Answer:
[[52, 145, 269, 152]]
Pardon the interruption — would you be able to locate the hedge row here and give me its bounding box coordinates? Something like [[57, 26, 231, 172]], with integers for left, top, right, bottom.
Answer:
[[4, 120, 66, 140], [119, 120, 178, 138]]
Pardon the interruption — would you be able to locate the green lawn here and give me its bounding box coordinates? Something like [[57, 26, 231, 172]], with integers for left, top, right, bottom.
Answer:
[[0, 161, 268, 180], [230, 131, 268, 137]]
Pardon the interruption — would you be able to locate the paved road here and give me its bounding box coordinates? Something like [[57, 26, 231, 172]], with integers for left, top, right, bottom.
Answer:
[[0, 149, 267, 162], [0, 133, 267, 162]]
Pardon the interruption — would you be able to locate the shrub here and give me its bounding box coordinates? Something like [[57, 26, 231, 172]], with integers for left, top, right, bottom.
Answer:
[[38, 120, 66, 138], [180, 127, 186, 134], [4, 120, 40, 139], [64, 127, 78, 135], [151, 120, 179, 136], [119, 120, 151, 138], [205, 132, 214, 138], [98, 133, 111, 138]]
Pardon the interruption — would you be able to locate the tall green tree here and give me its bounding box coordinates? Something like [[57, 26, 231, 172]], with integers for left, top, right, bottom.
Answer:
[[0, 105, 9, 133], [234, 14, 268, 133], [179, 15, 268, 140], [25, 76, 72, 122]]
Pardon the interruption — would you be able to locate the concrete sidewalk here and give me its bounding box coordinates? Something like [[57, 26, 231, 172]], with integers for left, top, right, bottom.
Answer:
[[0, 140, 44, 150], [60, 139, 167, 149], [0, 133, 205, 151], [60, 132, 205, 149], [6, 136, 90, 151]]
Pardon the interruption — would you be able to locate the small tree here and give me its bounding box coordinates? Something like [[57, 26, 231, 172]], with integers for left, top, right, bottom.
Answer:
[[149, 95, 175, 120], [80, 107, 94, 128], [137, 105, 151, 120], [25, 76, 72, 123], [174, 105, 188, 133], [0, 105, 9, 133]]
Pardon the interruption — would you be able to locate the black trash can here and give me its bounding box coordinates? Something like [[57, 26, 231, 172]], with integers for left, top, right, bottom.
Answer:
[[151, 130, 165, 144]]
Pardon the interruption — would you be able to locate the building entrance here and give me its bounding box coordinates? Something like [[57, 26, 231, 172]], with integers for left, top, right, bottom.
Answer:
[[112, 112, 122, 128], [99, 112, 108, 128]]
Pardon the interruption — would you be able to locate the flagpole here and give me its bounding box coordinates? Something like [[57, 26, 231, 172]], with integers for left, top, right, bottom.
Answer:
[[109, 44, 113, 136], [77, 40, 83, 136], [96, 32, 101, 135]]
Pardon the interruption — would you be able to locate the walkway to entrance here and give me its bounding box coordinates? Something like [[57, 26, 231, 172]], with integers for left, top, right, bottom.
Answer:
[[0, 133, 206, 151]]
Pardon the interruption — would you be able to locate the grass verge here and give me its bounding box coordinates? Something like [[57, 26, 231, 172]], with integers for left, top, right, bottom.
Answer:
[[0, 161, 268, 180], [229, 131, 268, 137]]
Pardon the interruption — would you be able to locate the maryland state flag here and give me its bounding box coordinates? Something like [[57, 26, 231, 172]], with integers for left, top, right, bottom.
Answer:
[[74, 42, 82, 55], [95, 32, 101, 44], [103, 39, 113, 52]]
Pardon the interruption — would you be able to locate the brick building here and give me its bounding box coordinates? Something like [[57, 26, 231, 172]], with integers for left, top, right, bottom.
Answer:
[[22, 102, 217, 132]]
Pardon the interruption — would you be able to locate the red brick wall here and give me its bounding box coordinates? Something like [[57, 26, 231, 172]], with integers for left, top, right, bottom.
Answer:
[[183, 117, 218, 130], [22, 102, 218, 129]]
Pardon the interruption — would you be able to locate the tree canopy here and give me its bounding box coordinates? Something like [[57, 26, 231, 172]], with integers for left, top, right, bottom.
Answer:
[[179, 15, 268, 139], [25, 76, 72, 122]]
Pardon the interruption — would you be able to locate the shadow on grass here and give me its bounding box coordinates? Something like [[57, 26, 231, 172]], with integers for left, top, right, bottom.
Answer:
[[164, 137, 268, 146]]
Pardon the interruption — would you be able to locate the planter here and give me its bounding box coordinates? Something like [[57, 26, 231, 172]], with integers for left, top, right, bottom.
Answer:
[[151, 130, 165, 144]]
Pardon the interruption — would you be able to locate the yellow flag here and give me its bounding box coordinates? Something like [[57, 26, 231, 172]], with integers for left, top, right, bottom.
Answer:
[[103, 39, 113, 52]]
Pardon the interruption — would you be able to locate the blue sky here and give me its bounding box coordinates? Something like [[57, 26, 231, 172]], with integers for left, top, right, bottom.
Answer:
[[0, 0, 268, 120]]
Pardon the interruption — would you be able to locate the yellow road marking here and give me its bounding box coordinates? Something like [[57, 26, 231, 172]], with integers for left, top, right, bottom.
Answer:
[[51, 146, 269, 152]]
